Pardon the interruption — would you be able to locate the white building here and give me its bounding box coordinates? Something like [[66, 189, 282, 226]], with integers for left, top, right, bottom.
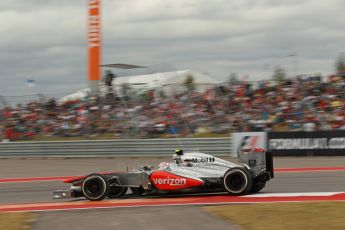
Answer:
[[59, 70, 220, 102]]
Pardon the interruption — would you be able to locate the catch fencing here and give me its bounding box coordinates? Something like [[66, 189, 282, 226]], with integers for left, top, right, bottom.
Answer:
[[0, 138, 233, 157]]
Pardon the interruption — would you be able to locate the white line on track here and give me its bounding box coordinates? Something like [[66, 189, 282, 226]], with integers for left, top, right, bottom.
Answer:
[[244, 192, 345, 197]]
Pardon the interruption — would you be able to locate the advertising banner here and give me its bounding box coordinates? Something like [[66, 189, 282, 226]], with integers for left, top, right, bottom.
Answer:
[[267, 131, 345, 156], [232, 132, 267, 156]]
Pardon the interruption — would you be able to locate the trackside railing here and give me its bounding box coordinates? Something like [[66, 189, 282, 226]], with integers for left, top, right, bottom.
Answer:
[[0, 138, 232, 157]]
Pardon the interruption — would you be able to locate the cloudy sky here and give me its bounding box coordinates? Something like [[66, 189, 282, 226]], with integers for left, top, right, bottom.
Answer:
[[0, 0, 344, 101]]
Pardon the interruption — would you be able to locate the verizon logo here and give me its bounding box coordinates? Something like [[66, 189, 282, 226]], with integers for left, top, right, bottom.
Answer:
[[153, 177, 186, 186]]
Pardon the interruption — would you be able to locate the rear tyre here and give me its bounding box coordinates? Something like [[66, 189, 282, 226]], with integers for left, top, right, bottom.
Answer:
[[249, 183, 266, 193], [223, 167, 253, 195], [82, 174, 109, 201]]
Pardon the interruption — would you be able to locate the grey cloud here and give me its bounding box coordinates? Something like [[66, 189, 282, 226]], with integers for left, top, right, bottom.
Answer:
[[0, 0, 345, 100]]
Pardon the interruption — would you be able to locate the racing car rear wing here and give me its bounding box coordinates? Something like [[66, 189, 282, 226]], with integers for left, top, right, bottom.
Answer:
[[237, 147, 274, 179]]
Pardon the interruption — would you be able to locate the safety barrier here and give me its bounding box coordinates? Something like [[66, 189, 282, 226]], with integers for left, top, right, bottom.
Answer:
[[0, 138, 232, 157]]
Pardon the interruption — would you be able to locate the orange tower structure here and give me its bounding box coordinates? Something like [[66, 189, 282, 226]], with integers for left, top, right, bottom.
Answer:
[[88, 0, 101, 95]]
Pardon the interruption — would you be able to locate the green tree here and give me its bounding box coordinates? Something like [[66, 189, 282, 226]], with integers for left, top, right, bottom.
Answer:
[[184, 74, 195, 91], [272, 66, 286, 83], [335, 53, 345, 73]]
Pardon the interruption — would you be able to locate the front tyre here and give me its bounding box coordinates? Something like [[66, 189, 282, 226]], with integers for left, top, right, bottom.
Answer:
[[223, 167, 253, 195], [108, 187, 128, 198], [131, 187, 145, 196], [82, 174, 109, 201]]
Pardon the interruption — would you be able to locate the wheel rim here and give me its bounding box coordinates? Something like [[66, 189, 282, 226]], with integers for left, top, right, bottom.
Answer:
[[224, 170, 248, 194], [83, 176, 106, 200]]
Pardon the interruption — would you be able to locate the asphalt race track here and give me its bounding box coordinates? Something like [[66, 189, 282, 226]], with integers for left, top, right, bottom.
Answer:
[[1, 156, 345, 229], [1, 156, 345, 205]]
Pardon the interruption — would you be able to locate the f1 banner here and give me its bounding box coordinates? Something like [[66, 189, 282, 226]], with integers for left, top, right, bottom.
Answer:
[[232, 132, 266, 156], [267, 131, 345, 156]]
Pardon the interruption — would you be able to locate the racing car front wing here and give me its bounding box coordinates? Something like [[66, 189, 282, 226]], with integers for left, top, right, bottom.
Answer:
[[53, 190, 72, 199]]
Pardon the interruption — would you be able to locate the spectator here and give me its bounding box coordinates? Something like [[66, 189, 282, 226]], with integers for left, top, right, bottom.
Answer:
[[0, 74, 344, 140]]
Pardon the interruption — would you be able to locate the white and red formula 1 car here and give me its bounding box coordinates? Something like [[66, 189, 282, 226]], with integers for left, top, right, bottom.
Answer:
[[53, 148, 274, 201]]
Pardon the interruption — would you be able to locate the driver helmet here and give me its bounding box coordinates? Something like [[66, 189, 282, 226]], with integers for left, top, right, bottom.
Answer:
[[175, 148, 184, 156]]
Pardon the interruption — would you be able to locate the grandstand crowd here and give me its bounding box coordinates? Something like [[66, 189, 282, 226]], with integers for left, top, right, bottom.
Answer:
[[0, 75, 344, 141]]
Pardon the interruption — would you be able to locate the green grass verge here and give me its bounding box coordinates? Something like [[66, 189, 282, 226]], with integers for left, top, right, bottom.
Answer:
[[204, 202, 345, 230], [0, 212, 34, 230], [191, 133, 230, 138]]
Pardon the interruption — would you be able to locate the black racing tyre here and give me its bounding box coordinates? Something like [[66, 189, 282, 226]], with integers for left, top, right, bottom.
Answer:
[[249, 183, 266, 193], [82, 173, 109, 201], [108, 185, 128, 198], [131, 187, 145, 196], [223, 167, 253, 195]]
